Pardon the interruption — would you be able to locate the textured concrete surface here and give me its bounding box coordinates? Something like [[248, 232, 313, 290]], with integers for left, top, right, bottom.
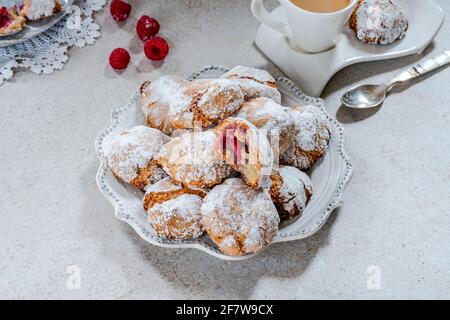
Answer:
[[0, 0, 449, 299]]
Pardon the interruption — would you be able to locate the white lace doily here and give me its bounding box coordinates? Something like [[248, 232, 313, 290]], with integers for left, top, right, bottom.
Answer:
[[0, 0, 107, 85]]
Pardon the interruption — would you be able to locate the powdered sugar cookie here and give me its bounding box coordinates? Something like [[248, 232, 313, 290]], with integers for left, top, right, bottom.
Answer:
[[144, 178, 206, 240], [157, 130, 232, 189], [236, 97, 295, 155], [187, 79, 244, 126], [270, 166, 313, 221], [214, 117, 274, 190], [20, 0, 63, 20], [139, 76, 193, 135], [349, 0, 408, 45], [104, 126, 171, 190], [139, 76, 244, 135], [201, 178, 280, 256], [0, 6, 26, 36], [221, 66, 282, 104], [281, 105, 330, 170]]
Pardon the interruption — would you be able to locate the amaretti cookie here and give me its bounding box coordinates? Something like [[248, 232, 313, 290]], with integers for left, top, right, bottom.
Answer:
[[104, 126, 170, 190], [349, 0, 408, 45], [20, 0, 63, 20], [236, 97, 295, 155], [281, 105, 331, 170], [139, 76, 244, 135], [270, 166, 313, 222], [144, 178, 206, 240], [0, 6, 26, 36], [201, 178, 280, 256], [157, 130, 232, 189], [214, 117, 274, 190], [221, 66, 282, 104]]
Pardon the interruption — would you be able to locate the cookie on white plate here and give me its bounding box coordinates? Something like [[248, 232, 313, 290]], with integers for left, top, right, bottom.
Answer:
[[0, 6, 26, 36], [201, 178, 280, 256], [144, 178, 206, 240], [104, 126, 171, 190], [20, 0, 63, 21], [270, 166, 313, 222], [221, 66, 282, 104]]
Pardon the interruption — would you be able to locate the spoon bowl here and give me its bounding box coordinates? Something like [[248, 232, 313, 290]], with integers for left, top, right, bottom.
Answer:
[[341, 84, 387, 109]]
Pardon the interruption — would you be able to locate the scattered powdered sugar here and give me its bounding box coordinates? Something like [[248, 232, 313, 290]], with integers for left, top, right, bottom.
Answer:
[[292, 105, 329, 152], [232, 78, 282, 104], [201, 178, 279, 256], [140, 76, 244, 133], [157, 130, 232, 188], [221, 66, 282, 104], [140, 76, 195, 134], [280, 105, 330, 170], [274, 166, 312, 217], [22, 0, 59, 20], [222, 66, 277, 84], [148, 194, 204, 240], [236, 97, 295, 154], [196, 79, 244, 121], [104, 126, 170, 183], [145, 177, 183, 194], [353, 0, 408, 45]]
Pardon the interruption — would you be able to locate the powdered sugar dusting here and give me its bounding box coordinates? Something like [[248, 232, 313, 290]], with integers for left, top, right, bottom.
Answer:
[[221, 66, 281, 104], [201, 178, 279, 256], [196, 79, 244, 121], [352, 0, 408, 45], [140, 76, 244, 134], [148, 194, 204, 240], [104, 126, 170, 183], [157, 130, 232, 188], [21, 0, 60, 20], [281, 105, 330, 170], [236, 97, 295, 154], [140, 76, 194, 134], [223, 66, 277, 84], [273, 166, 312, 219], [144, 177, 183, 196]]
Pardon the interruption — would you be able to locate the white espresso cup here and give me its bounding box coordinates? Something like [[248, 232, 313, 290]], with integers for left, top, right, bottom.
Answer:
[[251, 0, 358, 53]]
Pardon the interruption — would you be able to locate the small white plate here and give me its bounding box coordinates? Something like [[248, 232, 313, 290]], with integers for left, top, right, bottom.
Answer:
[[255, 0, 445, 97], [95, 66, 353, 261], [0, 0, 74, 47]]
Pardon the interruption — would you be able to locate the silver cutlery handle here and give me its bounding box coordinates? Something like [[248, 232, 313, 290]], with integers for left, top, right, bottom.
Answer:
[[386, 51, 450, 90]]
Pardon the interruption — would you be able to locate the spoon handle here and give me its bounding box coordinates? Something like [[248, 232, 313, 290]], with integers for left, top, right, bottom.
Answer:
[[386, 51, 450, 90]]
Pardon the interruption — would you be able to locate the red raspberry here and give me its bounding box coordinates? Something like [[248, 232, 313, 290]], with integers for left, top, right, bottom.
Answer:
[[136, 15, 160, 41], [110, 0, 131, 22], [144, 36, 170, 61], [109, 48, 130, 70]]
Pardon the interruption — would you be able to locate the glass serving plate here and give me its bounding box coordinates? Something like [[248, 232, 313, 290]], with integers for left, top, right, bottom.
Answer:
[[95, 65, 353, 261]]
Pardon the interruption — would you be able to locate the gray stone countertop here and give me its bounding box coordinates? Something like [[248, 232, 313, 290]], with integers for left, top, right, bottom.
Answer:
[[0, 0, 449, 299]]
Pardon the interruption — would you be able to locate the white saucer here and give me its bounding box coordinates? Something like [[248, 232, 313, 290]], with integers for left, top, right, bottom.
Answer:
[[255, 0, 445, 97]]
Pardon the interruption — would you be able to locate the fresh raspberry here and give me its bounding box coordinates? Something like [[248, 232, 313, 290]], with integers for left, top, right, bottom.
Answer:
[[109, 48, 131, 70], [136, 15, 160, 41], [144, 36, 170, 61], [110, 0, 132, 22]]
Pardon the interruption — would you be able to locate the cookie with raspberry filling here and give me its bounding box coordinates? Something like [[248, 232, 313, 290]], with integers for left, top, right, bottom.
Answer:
[[214, 117, 274, 190], [0, 6, 25, 36]]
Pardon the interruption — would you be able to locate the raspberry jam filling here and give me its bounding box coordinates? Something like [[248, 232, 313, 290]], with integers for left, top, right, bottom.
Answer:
[[0, 7, 12, 29], [215, 124, 250, 165]]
